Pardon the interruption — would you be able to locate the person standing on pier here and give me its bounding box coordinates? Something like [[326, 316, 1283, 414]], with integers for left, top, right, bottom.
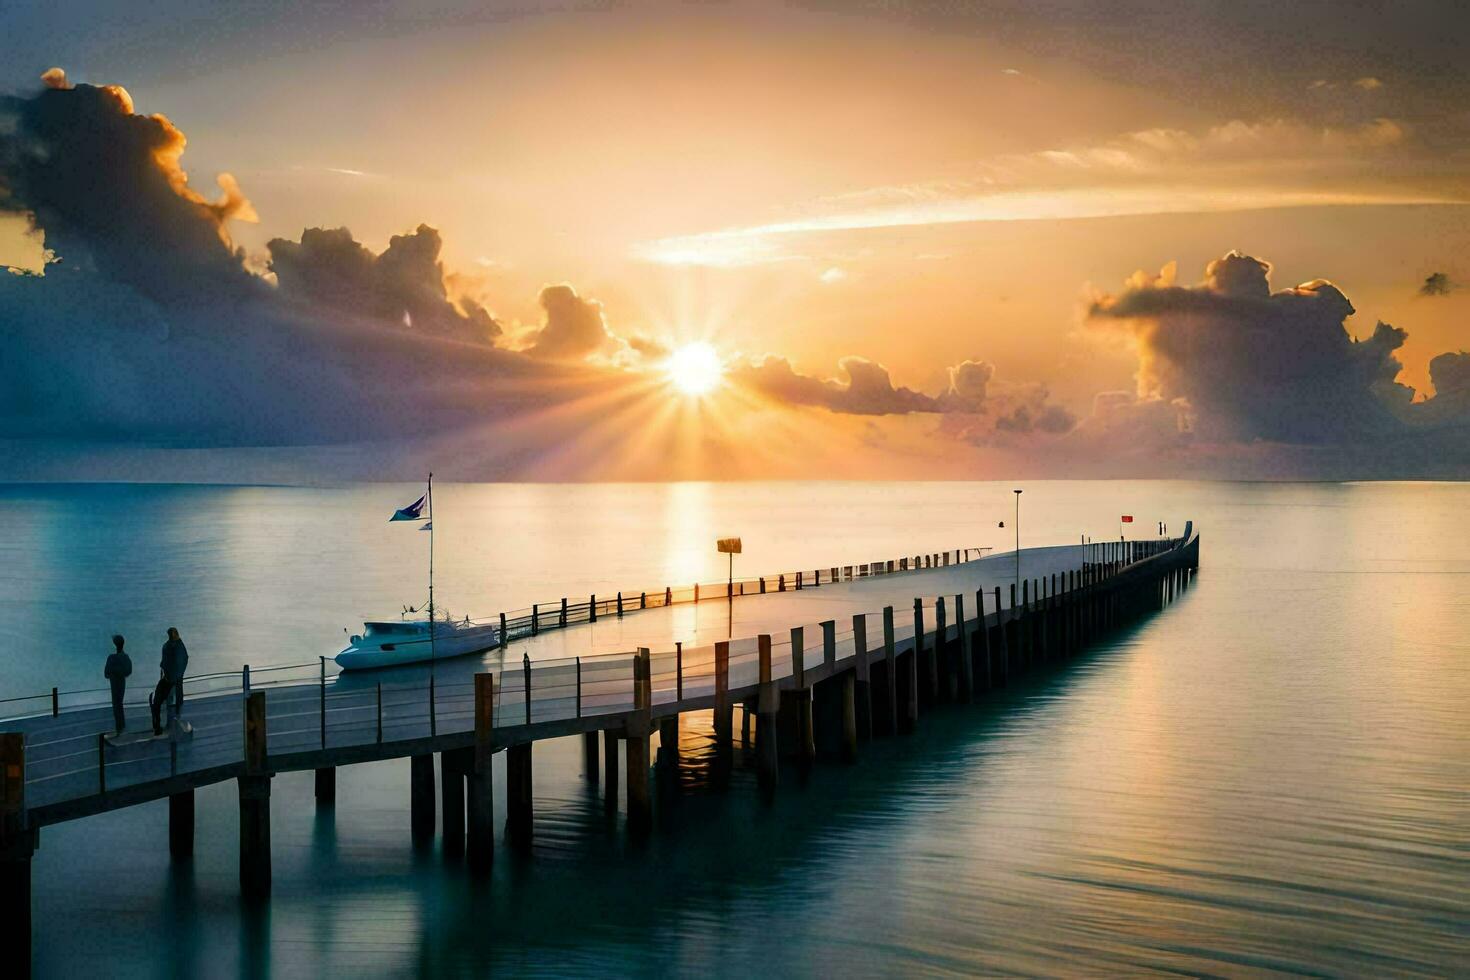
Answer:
[[150, 627, 189, 735], [104, 634, 132, 733]]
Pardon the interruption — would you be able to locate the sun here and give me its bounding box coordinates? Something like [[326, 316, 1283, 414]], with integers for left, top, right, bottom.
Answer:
[[665, 342, 725, 397]]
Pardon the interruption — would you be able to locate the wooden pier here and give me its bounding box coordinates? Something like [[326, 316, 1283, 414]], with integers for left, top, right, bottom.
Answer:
[[0, 529, 1199, 971]]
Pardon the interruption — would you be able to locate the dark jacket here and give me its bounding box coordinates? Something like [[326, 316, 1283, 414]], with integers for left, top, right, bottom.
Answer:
[[161, 638, 189, 682], [105, 651, 132, 683]]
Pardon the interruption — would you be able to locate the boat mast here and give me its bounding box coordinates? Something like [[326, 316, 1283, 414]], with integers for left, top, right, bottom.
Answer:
[[427, 472, 435, 667]]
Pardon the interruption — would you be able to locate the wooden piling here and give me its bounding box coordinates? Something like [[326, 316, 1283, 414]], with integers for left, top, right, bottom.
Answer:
[[756, 634, 778, 795], [441, 749, 465, 857], [467, 674, 495, 875], [882, 606, 898, 735], [852, 613, 873, 740], [314, 767, 335, 805], [903, 602, 921, 732], [169, 790, 195, 859], [583, 731, 599, 782], [603, 730, 620, 811], [936, 596, 954, 702], [995, 586, 1010, 686], [956, 593, 974, 702], [625, 648, 652, 835], [714, 641, 732, 760], [505, 742, 532, 848], [410, 753, 435, 846], [840, 674, 858, 763], [239, 691, 271, 901], [976, 590, 992, 691]]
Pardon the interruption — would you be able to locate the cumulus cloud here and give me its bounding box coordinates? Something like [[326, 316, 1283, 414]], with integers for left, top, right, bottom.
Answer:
[[731, 352, 1077, 439], [0, 78, 259, 305], [0, 72, 614, 449], [732, 355, 941, 415], [1088, 251, 1469, 450], [1419, 271, 1454, 296], [267, 224, 501, 343], [520, 284, 617, 360]]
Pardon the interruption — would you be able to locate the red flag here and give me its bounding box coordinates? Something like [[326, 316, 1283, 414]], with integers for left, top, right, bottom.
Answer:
[[1121, 515, 1134, 523]]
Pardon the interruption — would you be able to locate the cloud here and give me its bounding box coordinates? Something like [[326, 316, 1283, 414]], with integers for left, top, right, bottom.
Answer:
[[732, 355, 941, 415], [1088, 250, 1470, 449], [267, 224, 501, 343], [519, 284, 618, 360], [0, 78, 259, 305], [1419, 271, 1454, 296], [731, 352, 1077, 439], [1354, 77, 1384, 91], [637, 116, 1442, 266]]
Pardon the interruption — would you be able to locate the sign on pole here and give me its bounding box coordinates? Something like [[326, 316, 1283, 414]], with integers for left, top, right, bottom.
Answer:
[[716, 538, 742, 554]]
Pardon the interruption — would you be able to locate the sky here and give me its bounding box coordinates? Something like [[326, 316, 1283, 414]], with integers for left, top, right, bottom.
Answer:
[[2, 0, 1469, 481]]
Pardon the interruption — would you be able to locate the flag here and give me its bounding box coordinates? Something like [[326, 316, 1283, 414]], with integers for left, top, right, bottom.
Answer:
[[1121, 515, 1134, 523], [391, 494, 427, 522]]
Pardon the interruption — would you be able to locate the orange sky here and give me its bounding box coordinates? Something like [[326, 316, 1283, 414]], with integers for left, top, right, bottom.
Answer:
[[2, 0, 1468, 480]]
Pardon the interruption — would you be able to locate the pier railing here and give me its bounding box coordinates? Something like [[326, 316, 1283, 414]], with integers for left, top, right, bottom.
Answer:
[[0, 546, 993, 727], [6, 534, 1192, 810], [487, 545, 993, 642]]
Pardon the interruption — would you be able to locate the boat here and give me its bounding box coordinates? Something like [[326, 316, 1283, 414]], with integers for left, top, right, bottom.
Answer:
[[335, 473, 499, 671], [336, 614, 500, 670]]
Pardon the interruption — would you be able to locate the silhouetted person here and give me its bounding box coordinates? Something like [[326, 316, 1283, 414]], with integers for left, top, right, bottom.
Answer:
[[151, 627, 189, 735], [104, 634, 132, 733]]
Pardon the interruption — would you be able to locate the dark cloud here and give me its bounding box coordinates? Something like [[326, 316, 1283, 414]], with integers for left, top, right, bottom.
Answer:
[[267, 225, 501, 344], [0, 79, 259, 305], [0, 72, 606, 449], [1419, 272, 1454, 296], [520, 284, 616, 360], [1089, 251, 1417, 444], [1087, 252, 1470, 476], [731, 353, 1079, 443], [732, 355, 944, 415]]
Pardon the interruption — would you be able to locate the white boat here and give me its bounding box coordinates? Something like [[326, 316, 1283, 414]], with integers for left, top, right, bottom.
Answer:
[[336, 616, 500, 670]]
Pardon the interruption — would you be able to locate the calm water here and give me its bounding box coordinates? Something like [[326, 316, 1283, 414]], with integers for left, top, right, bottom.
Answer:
[[5, 481, 1468, 977]]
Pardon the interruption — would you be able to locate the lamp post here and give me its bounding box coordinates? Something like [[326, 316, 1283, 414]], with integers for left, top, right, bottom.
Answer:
[[1012, 489, 1022, 600]]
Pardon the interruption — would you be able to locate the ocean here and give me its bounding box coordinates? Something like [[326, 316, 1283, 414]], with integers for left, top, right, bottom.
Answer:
[[3, 480, 1466, 976]]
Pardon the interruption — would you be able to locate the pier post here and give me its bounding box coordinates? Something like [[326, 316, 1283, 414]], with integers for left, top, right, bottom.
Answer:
[[975, 590, 992, 691], [936, 596, 953, 702], [714, 641, 732, 761], [239, 691, 272, 901], [410, 754, 435, 846], [583, 731, 600, 781], [955, 593, 974, 702], [0, 733, 33, 969], [169, 790, 195, 859], [852, 613, 872, 740], [314, 768, 335, 806], [467, 674, 495, 875], [996, 587, 1011, 686], [505, 742, 533, 849], [912, 598, 932, 708], [441, 749, 466, 857], [625, 648, 653, 835], [756, 634, 779, 796], [904, 601, 921, 732], [658, 716, 679, 770], [603, 730, 620, 811], [840, 674, 858, 763], [882, 607, 898, 735]]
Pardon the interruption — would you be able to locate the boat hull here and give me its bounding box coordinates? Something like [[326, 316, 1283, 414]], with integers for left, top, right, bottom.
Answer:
[[336, 627, 500, 670]]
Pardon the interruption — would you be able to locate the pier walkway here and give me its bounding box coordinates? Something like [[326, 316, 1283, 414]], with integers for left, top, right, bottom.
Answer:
[[0, 528, 1200, 972]]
